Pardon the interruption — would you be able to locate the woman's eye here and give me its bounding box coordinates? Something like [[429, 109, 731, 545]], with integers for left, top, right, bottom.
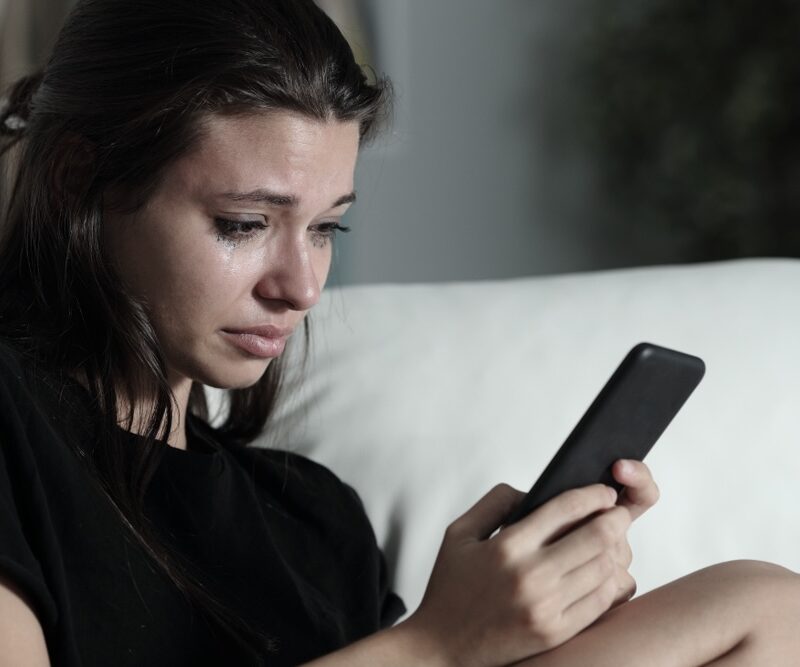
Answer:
[[214, 218, 267, 241], [310, 222, 351, 248]]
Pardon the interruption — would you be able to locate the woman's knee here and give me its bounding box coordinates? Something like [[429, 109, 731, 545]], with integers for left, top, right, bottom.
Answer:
[[704, 559, 800, 622], [707, 559, 798, 584]]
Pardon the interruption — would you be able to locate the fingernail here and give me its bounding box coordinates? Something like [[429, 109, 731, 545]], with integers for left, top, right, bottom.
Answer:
[[607, 486, 618, 503], [618, 460, 634, 475]]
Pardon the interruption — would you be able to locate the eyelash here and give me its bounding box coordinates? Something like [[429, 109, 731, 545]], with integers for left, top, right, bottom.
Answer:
[[214, 219, 265, 239], [214, 218, 351, 248], [310, 222, 351, 248]]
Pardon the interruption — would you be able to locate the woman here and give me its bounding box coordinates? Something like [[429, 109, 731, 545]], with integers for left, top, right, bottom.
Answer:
[[0, 0, 797, 665]]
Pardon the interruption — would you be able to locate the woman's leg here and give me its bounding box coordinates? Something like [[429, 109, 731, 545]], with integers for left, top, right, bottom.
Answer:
[[517, 560, 800, 667]]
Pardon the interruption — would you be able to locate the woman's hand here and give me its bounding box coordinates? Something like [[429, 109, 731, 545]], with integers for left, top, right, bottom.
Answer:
[[400, 483, 633, 667], [607, 459, 660, 607], [303, 465, 662, 667]]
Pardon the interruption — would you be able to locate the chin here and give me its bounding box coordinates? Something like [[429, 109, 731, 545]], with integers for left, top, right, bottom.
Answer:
[[184, 354, 274, 391]]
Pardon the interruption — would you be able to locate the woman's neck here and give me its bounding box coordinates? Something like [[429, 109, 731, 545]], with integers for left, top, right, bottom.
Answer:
[[70, 369, 192, 450], [121, 378, 192, 450]]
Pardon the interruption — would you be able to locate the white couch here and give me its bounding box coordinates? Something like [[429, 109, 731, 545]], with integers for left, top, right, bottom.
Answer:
[[240, 258, 800, 615]]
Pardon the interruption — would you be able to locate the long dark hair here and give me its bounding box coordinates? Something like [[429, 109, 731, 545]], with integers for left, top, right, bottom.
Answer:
[[0, 0, 390, 661]]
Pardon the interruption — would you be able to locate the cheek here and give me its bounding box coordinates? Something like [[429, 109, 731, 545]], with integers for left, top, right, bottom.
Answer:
[[127, 231, 238, 339], [156, 244, 239, 323]]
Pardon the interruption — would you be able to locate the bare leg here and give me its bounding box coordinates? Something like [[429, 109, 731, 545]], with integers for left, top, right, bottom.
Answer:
[[516, 560, 800, 667]]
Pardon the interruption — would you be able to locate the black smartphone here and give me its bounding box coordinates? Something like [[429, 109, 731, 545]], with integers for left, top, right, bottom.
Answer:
[[504, 342, 705, 525]]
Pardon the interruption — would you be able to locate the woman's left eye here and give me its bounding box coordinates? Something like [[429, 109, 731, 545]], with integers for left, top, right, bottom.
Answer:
[[310, 222, 351, 248]]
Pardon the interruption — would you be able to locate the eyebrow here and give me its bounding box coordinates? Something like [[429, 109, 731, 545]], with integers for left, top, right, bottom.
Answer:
[[218, 189, 357, 209]]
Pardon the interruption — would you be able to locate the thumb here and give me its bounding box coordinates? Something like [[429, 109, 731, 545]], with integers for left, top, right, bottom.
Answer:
[[448, 484, 525, 541]]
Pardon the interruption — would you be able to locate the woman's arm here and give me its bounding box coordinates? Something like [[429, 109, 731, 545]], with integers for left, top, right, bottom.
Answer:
[[0, 575, 51, 667]]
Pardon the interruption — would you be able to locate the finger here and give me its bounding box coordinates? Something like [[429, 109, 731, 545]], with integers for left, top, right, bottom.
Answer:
[[546, 506, 632, 574], [612, 460, 660, 521], [505, 485, 617, 547], [560, 574, 619, 638], [610, 568, 637, 608], [557, 552, 616, 610], [448, 484, 526, 541], [611, 538, 633, 570]]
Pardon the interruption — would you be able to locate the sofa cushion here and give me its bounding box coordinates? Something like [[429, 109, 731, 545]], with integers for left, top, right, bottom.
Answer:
[[211, 258, 800, 614]]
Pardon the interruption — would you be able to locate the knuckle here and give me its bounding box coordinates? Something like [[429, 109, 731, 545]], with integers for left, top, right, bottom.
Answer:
[[599, 552, 616, 576], [522, 602, 562, 647], [489, 535, 518, 568], [626, 574, 638, 600], [617, 541, 633, 568], [623, 541, 634, 565], [511, 569, 536, 600], [592, 516, 619, 547], [616, 569, 637, 603], [509, 560, 550, 600], [443, 520, 461, 541], [491, 482, 515, 499], [495, 482, 525, 507], [600, 577, 618, 607], [495, 482, 517, 494]]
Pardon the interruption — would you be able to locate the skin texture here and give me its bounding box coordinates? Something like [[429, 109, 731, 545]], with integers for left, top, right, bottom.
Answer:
[[0, 575, 50, 667], [103, 111, 360, 450]]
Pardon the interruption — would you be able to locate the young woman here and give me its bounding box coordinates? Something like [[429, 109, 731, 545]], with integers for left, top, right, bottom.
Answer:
[[0, 1, 797, 665]]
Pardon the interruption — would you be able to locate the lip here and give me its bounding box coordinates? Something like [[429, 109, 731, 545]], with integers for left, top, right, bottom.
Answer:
[[224, 325, 294, 338], [221, 326, 293, 359]]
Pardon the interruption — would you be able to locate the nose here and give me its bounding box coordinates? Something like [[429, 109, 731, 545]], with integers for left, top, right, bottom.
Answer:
[[254, 236, 322, 311]]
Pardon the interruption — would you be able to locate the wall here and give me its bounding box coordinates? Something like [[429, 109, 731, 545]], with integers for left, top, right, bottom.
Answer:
[[1, 0, 648, 285], [335, 0, 618, 285]]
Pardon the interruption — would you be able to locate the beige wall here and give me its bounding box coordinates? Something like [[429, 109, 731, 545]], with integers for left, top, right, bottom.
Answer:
[[0, 0, 76, 91]]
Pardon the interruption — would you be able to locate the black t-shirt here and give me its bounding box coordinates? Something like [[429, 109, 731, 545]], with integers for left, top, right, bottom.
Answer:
[[0, 340, 404, 666]]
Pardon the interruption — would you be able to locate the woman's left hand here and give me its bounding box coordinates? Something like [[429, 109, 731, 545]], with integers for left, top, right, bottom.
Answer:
[[607, 460, 661, 607]]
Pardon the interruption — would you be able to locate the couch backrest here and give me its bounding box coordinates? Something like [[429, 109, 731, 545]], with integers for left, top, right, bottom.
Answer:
[[212, 258, 800, 613]]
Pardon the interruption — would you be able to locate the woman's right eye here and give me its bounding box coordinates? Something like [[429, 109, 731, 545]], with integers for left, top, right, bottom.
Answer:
[[214, 218, 267, 241]]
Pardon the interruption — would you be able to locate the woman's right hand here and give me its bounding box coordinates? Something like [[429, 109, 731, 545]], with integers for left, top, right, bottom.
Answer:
[[400, 483, 633, 667]]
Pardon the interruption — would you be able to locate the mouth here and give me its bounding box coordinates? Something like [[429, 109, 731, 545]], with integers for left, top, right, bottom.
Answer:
[[220, 329, 289, 359]]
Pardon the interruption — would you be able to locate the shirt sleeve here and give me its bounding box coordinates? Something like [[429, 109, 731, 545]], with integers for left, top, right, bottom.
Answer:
[[337, 480, 407, 628], [0, 359, 59, 632]]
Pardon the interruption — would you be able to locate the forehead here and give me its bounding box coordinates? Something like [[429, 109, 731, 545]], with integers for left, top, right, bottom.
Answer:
[[164, 111, 361, 201]]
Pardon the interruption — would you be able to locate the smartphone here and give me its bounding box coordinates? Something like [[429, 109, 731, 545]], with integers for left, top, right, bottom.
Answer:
[[504, 342, 705, 525]]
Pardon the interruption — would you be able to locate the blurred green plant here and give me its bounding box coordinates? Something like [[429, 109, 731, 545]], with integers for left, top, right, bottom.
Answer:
[[572, 0, 800, 260]]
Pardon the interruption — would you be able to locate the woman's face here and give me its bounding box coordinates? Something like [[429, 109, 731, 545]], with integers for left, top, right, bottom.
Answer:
[[103, 111, 360, 391]]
